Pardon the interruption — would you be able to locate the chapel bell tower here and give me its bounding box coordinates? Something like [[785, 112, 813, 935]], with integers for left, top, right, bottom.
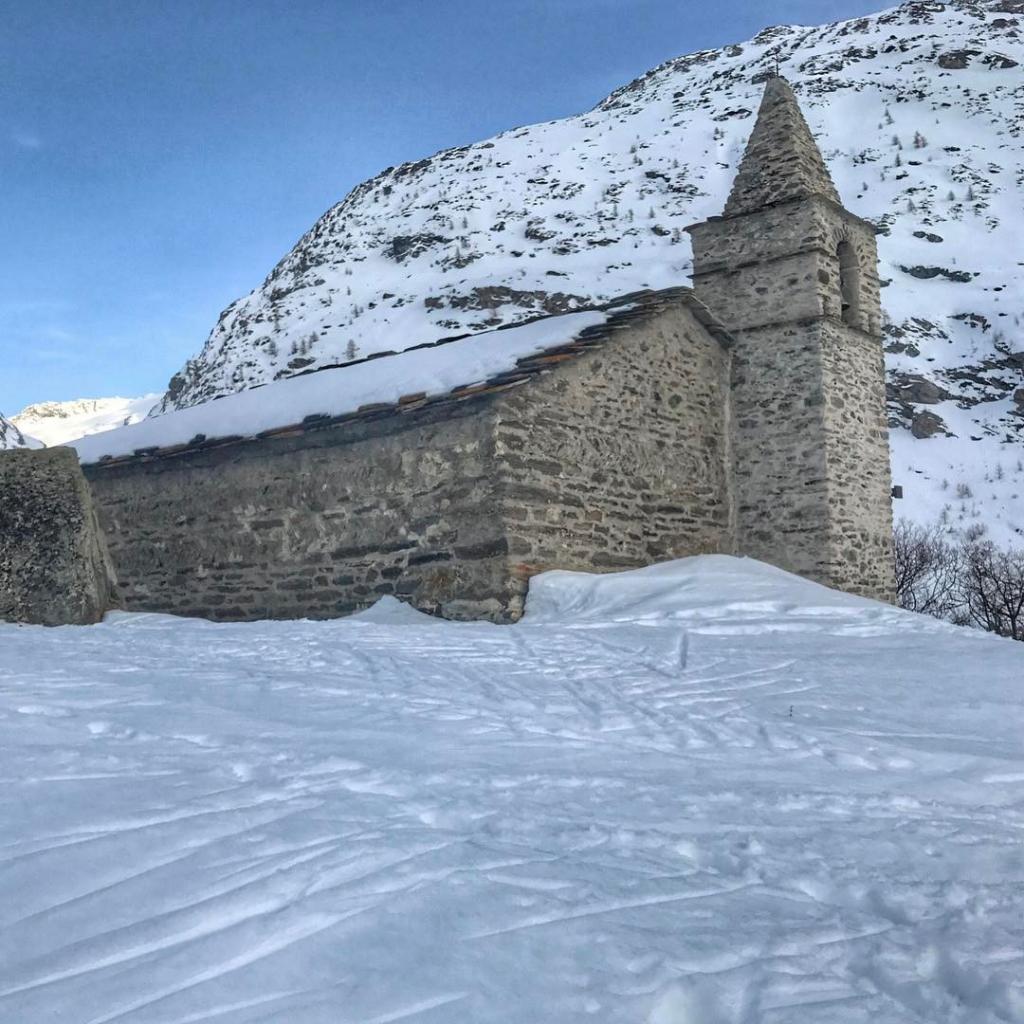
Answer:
[[687, 75, 895, 600]]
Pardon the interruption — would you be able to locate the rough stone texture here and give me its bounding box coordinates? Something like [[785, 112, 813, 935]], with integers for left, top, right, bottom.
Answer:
[[723, 76, 841, 217], [84, 302, 736, 623], [0, 447, 116, 625], [820, 320, 897, 599], [86, 406, 510, 622], [491, 302, 734, 618], [689, 196, 883, 337], [688, 78, 895, 602]]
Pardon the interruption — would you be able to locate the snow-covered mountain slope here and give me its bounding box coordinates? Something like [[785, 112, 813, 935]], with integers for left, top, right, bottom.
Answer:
[[2, 556, 1023, 1022], [0, 412, 41, 450], [153, 0, 1024, 543], [11, 395, 157, 448]]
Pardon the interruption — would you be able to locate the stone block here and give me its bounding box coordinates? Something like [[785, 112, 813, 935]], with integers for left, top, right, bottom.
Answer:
[[0, 448, 116, 625]]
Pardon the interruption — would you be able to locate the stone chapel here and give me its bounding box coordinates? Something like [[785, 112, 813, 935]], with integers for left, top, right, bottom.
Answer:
[[1, 76, 897, 625]]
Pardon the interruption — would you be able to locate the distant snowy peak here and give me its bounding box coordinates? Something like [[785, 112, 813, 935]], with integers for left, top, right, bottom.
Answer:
[[0, 413, 42, 450], [12, 395, 158, 448]]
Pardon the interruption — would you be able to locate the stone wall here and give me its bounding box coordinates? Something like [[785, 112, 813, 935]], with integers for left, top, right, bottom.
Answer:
[[689, 198, 882, 336], [86, 404, 510, 622], [1, 447, 116, 625], [724, 317, 894, 601], [84, 298, 736, 623], [727, 320, 833, 585], [689, 196, 894, 600], [492, 301, 734, 617], [820, 320, 895, 599]]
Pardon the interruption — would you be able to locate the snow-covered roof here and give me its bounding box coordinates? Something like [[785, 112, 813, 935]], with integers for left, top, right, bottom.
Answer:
[[73, 287, 729, 467]]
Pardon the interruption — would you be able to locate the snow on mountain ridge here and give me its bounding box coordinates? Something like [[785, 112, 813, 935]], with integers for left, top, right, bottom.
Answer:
[[12, 395, 159, 448], [155, 0, 1023, 542]]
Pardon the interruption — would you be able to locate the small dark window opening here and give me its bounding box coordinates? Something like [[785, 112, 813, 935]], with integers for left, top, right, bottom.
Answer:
[[838, 241, 860, 327]]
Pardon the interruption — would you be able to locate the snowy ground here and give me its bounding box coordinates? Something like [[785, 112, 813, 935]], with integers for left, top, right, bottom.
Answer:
[[2, 557, 1023, 1024]]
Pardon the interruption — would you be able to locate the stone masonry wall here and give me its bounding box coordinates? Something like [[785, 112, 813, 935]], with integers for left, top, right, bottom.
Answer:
[[721, 316, 893, 600], [690, 193, 894, 600], [727, 320, 834, 583], [491, 302, 735, 617], [1, 447, 116, 625], [689, 198, 882, 336], [820, 320, 895, 600], [85, 404, 512, 622]]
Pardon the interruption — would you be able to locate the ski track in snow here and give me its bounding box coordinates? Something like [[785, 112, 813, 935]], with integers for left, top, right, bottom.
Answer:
[[1, 556, 1023, 1023]]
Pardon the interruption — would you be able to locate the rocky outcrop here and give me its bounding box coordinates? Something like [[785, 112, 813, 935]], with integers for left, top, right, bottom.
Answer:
[[0, 413, 39, 451], [911, 411, 948, 439], [0, 448, 116, 625]]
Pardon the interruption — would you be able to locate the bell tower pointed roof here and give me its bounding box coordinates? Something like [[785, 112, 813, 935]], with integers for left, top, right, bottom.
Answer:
[[723, 76, 841, 217]]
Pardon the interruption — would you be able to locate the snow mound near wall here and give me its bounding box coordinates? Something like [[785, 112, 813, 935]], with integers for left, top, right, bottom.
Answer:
[[524, 553, 886, 623]]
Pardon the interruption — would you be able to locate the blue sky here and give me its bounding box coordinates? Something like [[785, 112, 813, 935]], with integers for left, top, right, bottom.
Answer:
[[1, 0, 894, 413]]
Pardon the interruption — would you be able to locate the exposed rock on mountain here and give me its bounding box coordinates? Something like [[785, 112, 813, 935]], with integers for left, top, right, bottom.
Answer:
[[156, 0, 1023, 543], [0, 413, 41, 451]]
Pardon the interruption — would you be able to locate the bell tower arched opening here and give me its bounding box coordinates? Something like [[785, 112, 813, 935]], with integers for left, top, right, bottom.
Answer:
[[838, 241, 861, 327]]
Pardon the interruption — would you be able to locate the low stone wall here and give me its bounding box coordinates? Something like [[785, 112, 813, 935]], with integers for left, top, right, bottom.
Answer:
[[1, 447, 116, 625], [85, 403, 510, 622]]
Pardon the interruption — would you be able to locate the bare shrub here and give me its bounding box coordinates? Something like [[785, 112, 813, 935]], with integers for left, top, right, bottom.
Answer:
[[894, 520, 1024, 642], [893, 520, 962, 618], [957, 542, 1024, 641]]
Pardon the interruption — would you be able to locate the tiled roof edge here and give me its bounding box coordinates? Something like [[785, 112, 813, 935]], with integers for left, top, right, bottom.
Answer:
[[85, 285, 728, 469]]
